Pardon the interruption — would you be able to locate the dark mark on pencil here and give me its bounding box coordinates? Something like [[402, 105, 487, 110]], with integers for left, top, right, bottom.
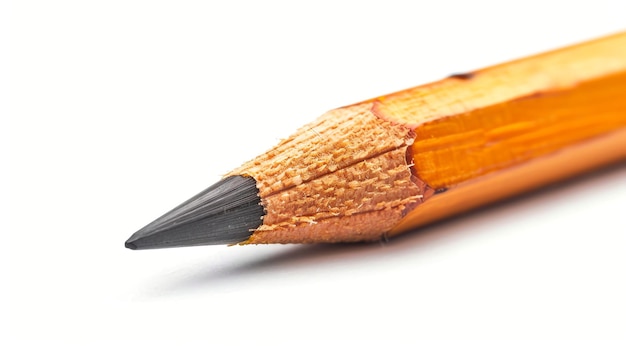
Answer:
[[434, 188, 448, 194], [449, 72, 475, 80]]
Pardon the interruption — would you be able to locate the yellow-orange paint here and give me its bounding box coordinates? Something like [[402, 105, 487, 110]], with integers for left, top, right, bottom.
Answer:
[[410, 70, 626, 188], [380, 32, 626, 235]]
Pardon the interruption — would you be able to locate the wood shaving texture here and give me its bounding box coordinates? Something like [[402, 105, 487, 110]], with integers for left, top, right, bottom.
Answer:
[[228, 104, 423, 244]]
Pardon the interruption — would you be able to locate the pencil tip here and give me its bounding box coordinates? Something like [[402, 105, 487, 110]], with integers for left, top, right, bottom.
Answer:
[[125, 176, 264, 250]]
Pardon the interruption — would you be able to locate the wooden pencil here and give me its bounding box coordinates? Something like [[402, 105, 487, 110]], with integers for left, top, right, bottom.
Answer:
[[126, 32, 626, 250]]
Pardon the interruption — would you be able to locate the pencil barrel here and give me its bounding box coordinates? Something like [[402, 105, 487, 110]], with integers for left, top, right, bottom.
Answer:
[[242, 32, 626, 243]]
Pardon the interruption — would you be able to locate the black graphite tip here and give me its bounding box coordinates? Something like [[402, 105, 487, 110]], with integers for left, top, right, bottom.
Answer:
[[125, 175, 264, 250]]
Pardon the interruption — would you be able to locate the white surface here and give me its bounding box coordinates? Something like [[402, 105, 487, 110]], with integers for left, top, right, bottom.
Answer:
[[4, 1, 626, 350]]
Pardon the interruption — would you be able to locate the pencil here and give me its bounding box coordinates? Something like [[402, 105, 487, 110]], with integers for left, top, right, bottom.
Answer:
[[125, 32, 626, 250]]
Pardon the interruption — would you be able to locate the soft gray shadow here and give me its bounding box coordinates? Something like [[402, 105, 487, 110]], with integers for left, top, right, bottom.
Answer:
[[156, 161, 625, 293]]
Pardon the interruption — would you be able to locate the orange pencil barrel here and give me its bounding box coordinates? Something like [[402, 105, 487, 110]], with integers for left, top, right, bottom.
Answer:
[[238, 32, 626, 244], [383, 32, 626, 234]]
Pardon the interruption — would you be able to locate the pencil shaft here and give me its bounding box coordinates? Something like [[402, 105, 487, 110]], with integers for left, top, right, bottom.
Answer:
[[374, 32, 626, 189], [238, 32, 626, 244]]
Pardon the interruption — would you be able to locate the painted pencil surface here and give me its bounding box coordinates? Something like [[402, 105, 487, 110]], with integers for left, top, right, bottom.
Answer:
[[126, 32, 626, 250]]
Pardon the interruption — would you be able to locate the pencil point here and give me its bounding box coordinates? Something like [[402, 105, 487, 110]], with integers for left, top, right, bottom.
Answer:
[[125, 176, 264, 250]]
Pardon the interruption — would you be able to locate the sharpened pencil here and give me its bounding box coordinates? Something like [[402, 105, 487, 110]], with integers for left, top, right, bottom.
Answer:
[[126, 32, 626, 250]]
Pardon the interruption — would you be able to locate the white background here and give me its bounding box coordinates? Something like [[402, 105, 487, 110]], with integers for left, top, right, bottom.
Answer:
[[3, 1, 626, 350]]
